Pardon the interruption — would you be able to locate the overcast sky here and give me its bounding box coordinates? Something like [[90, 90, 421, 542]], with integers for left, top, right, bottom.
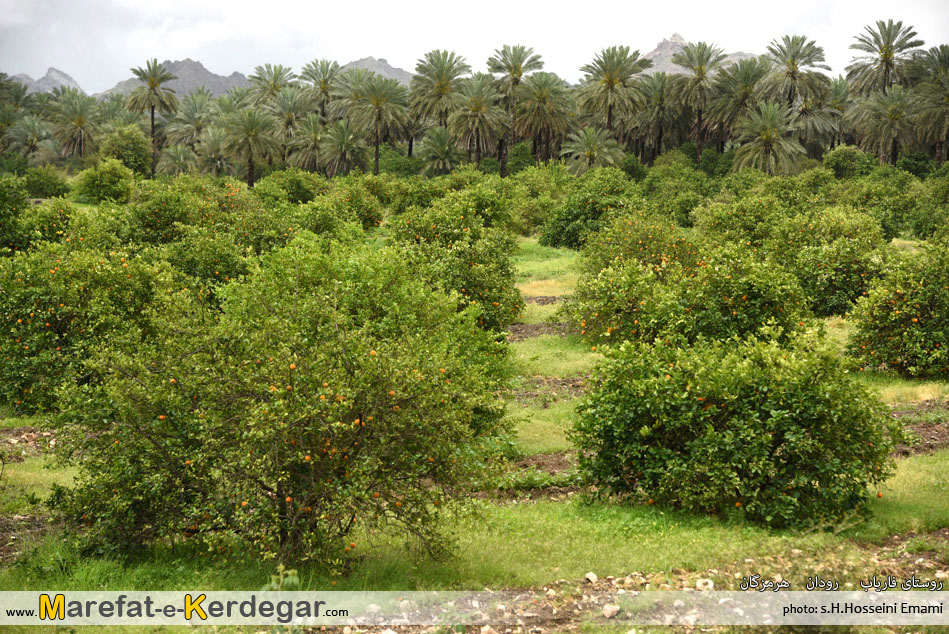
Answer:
[[2, 0, 948, 93]]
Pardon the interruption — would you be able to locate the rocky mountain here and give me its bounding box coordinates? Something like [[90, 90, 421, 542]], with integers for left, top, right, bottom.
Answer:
[[12, 67, 84, 94], [341, 57, 414, 86], [95, 59, 250, 99], [642, 33, 759, 75]]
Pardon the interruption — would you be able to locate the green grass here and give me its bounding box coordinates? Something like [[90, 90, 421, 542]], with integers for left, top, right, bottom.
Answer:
[[514, 237, 578, 297], [509, 397, 579, 454], [891, 237, 923, 253], [511, 334, 598, 378], [846, 449, 949, 541], [0, 456, 77, 515], [515, 300, 561, 325], [856, 371, 949, 405]]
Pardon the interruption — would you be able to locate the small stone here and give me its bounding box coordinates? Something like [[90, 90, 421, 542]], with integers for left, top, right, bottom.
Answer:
[[546, 588, 557, 598], [602, 604, 620, 619], [696, 578, 714, 591], [496, 604, 506, 612], [585, 572, 598, 584], [673, 599, 685, 608], [481, 626, 499, 634], [342, 627, 351, 634], [366, 604, 381, 615]]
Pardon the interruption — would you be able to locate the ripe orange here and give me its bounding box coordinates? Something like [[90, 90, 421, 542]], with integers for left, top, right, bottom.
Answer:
[[289, 363, 297, 370], [285, 496, 292, 503], [241, 501, 248, 507]]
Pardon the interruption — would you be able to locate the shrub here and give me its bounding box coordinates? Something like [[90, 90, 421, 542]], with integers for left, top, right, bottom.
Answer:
[[692, 195, 790, 248], [507, 142, 535, 175], [621, 154, 648, 181], [822, 145, 875, 179], [23, 165, 69, 198], [292, 198, 364, 241], [253, 168, 328, 206], [73, 158, 134, 204], [0, 152, 29, 176], [568, 242, 807, 346], [766, 207, 890, 316], [697, 147, 733, 178], [161, 225, 250, 289], [478, 157, 500, 174], [388, 175, 451, 215], [848, 233, 949, 376], [99, 125, 152, 175], [896, 151, 935, 179], [540, 167, 633, 248], [756, 168, 834, 213], [130, 179, 204, 244], [830, 166, 929, 240], [0, 173, 28, 250], [578, 212, 703, 276], [49, 233, 508, 562], [713, 169, 769, 199], [378, 145, 424, 177], [573, 331, 901, 527], [640, 151, 710, 226], [395, 197, 522, 331], [13, 199, 73, 249], [0, 242, 175, 412], [328, 179, 384, 229]]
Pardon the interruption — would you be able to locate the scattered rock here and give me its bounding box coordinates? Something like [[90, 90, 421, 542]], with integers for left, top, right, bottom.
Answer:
[[584, 572, 598, 584], [602, 604, 620, 619]]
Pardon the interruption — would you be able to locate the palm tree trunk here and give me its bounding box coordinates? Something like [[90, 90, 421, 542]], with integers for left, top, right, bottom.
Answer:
[[891, 138, 898, 165], [695, 109, 703, 162], [937, 139, 944, 165], [475, 130, 482, 165], [607, 104, 613, 133], [655, 123, 663, 164], [498, 138, 507, 177], [150, 105, 156, 177], [248, 155, 255, 187], [407, 136, 414, 158]]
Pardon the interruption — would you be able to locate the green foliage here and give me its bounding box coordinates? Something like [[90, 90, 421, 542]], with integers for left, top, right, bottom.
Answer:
[[395, 194, 523, 331], [129, 179, 205, 244], [161, 225, 250, 289], [822, 145, 876, 179], [573, 332, 901, 527], [830, 166, 931, 239], [568, 242, 807, 346], [766, 207, 890, 316], [73, 158, 135, 204], [387, 175, 450, 215], [23, 166, 69, 198], [378, 145, 424, 177], [540, 167, 632, 248], [896, 151, 936, 179], [99, 125, 152, 175], [0, 152, 29, 176], [849, 233, 949, 376], [252, 168, 329, 206], [756, 167, 834, 212], [327, 178, 384, 229], [0, 242, 175, 412], [13, 199, 72, 249], [577, 212, 702, 275], [697, 148, 733, 177], [0, 173, 28, 250], [692, 195, 790, 248], [620, 153, 648, 180], [49, 234, 508, 562], [478, 157, 500, 174], [507, 142, 535, 175], [640, 151, 710, 225]]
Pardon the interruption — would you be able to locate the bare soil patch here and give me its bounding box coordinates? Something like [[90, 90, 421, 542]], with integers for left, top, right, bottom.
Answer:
[[507, 323, 573, 342], [890, 399, 949, 457], [0, 515, 48, 564], [1, 426, 52, 462], [524, 295, 562, 305]]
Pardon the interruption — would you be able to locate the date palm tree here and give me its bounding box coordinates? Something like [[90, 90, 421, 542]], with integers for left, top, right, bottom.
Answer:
[[249, 64, 298, 103], [847, 20, 924, 95], [300, 59, 341, 123], [560, 126, 624, 174], [448, 73, 507, 164], [126, 59, 179, 176], [760, 35, 830, 106], [157, 144, 198, 175], [350, 76, 408, 174], [196, 127, 234, 176], [288, 113, 323, 172], [826, 76, 853, 147], [634, 72, 679, 162], [410, 50, 471, 128], [166, 87, 212, 148], [418, 126, 461, 176], [516, 72, 571, 162], [53, 88, 98, 158], [319, 120, 368, 177], [732, 102, 805, 174], [846, 85, 917, 164], [222, 107, 280, 185], [578, 46, 651, 134], [488, 44, 544, 175], [709, 57, 771, 145], [672, 41, 727, 161], [331, 68, 374, 122], [913, 46, 949, 163], [4, 114, 51, 157], [268, 85, 314, 160]]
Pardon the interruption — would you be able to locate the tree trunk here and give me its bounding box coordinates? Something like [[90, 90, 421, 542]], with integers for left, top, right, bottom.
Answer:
[[407, 136, 414, 158], [695, 109, 703, 162], [655, 122, 663, 164], [607, 103, 613, 133], [150, 105, 157, 177], [374, 139, 380, 175], [891, 138, 898, 166], [474, 130, 482, 165], [937, 139, 944, 165], [248, 155, 255, 187]]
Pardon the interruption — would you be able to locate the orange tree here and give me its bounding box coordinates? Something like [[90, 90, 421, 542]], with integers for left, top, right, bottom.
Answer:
[[49, 233, 508, 563], [848, 228, 949, 376]]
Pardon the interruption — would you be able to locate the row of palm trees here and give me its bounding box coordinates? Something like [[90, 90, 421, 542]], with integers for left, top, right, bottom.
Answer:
[[1, 18, 947, 180]]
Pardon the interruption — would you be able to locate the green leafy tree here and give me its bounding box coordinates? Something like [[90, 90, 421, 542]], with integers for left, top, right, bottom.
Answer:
[[99, 124, 152, 174], [53, 88, 98, 158], [760, 35, 830, 106], [448, 74, 507, 164], [847, 19, 924, 95], [578, 46, 651, 134], [126, 59, 179, 176], [732, 102, 805, 174], [223, 107, 281, 185], [672, 41, 727, 161], [516, 72, 571, 162], [411, 50, 471, 128], [560, 126, 624, 174], [300, 59, 341, 123], [487, 44, 544, 176], [847, 85, 917, 164], [319, 120, 368, 177], [351, 76, 409, 175]]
